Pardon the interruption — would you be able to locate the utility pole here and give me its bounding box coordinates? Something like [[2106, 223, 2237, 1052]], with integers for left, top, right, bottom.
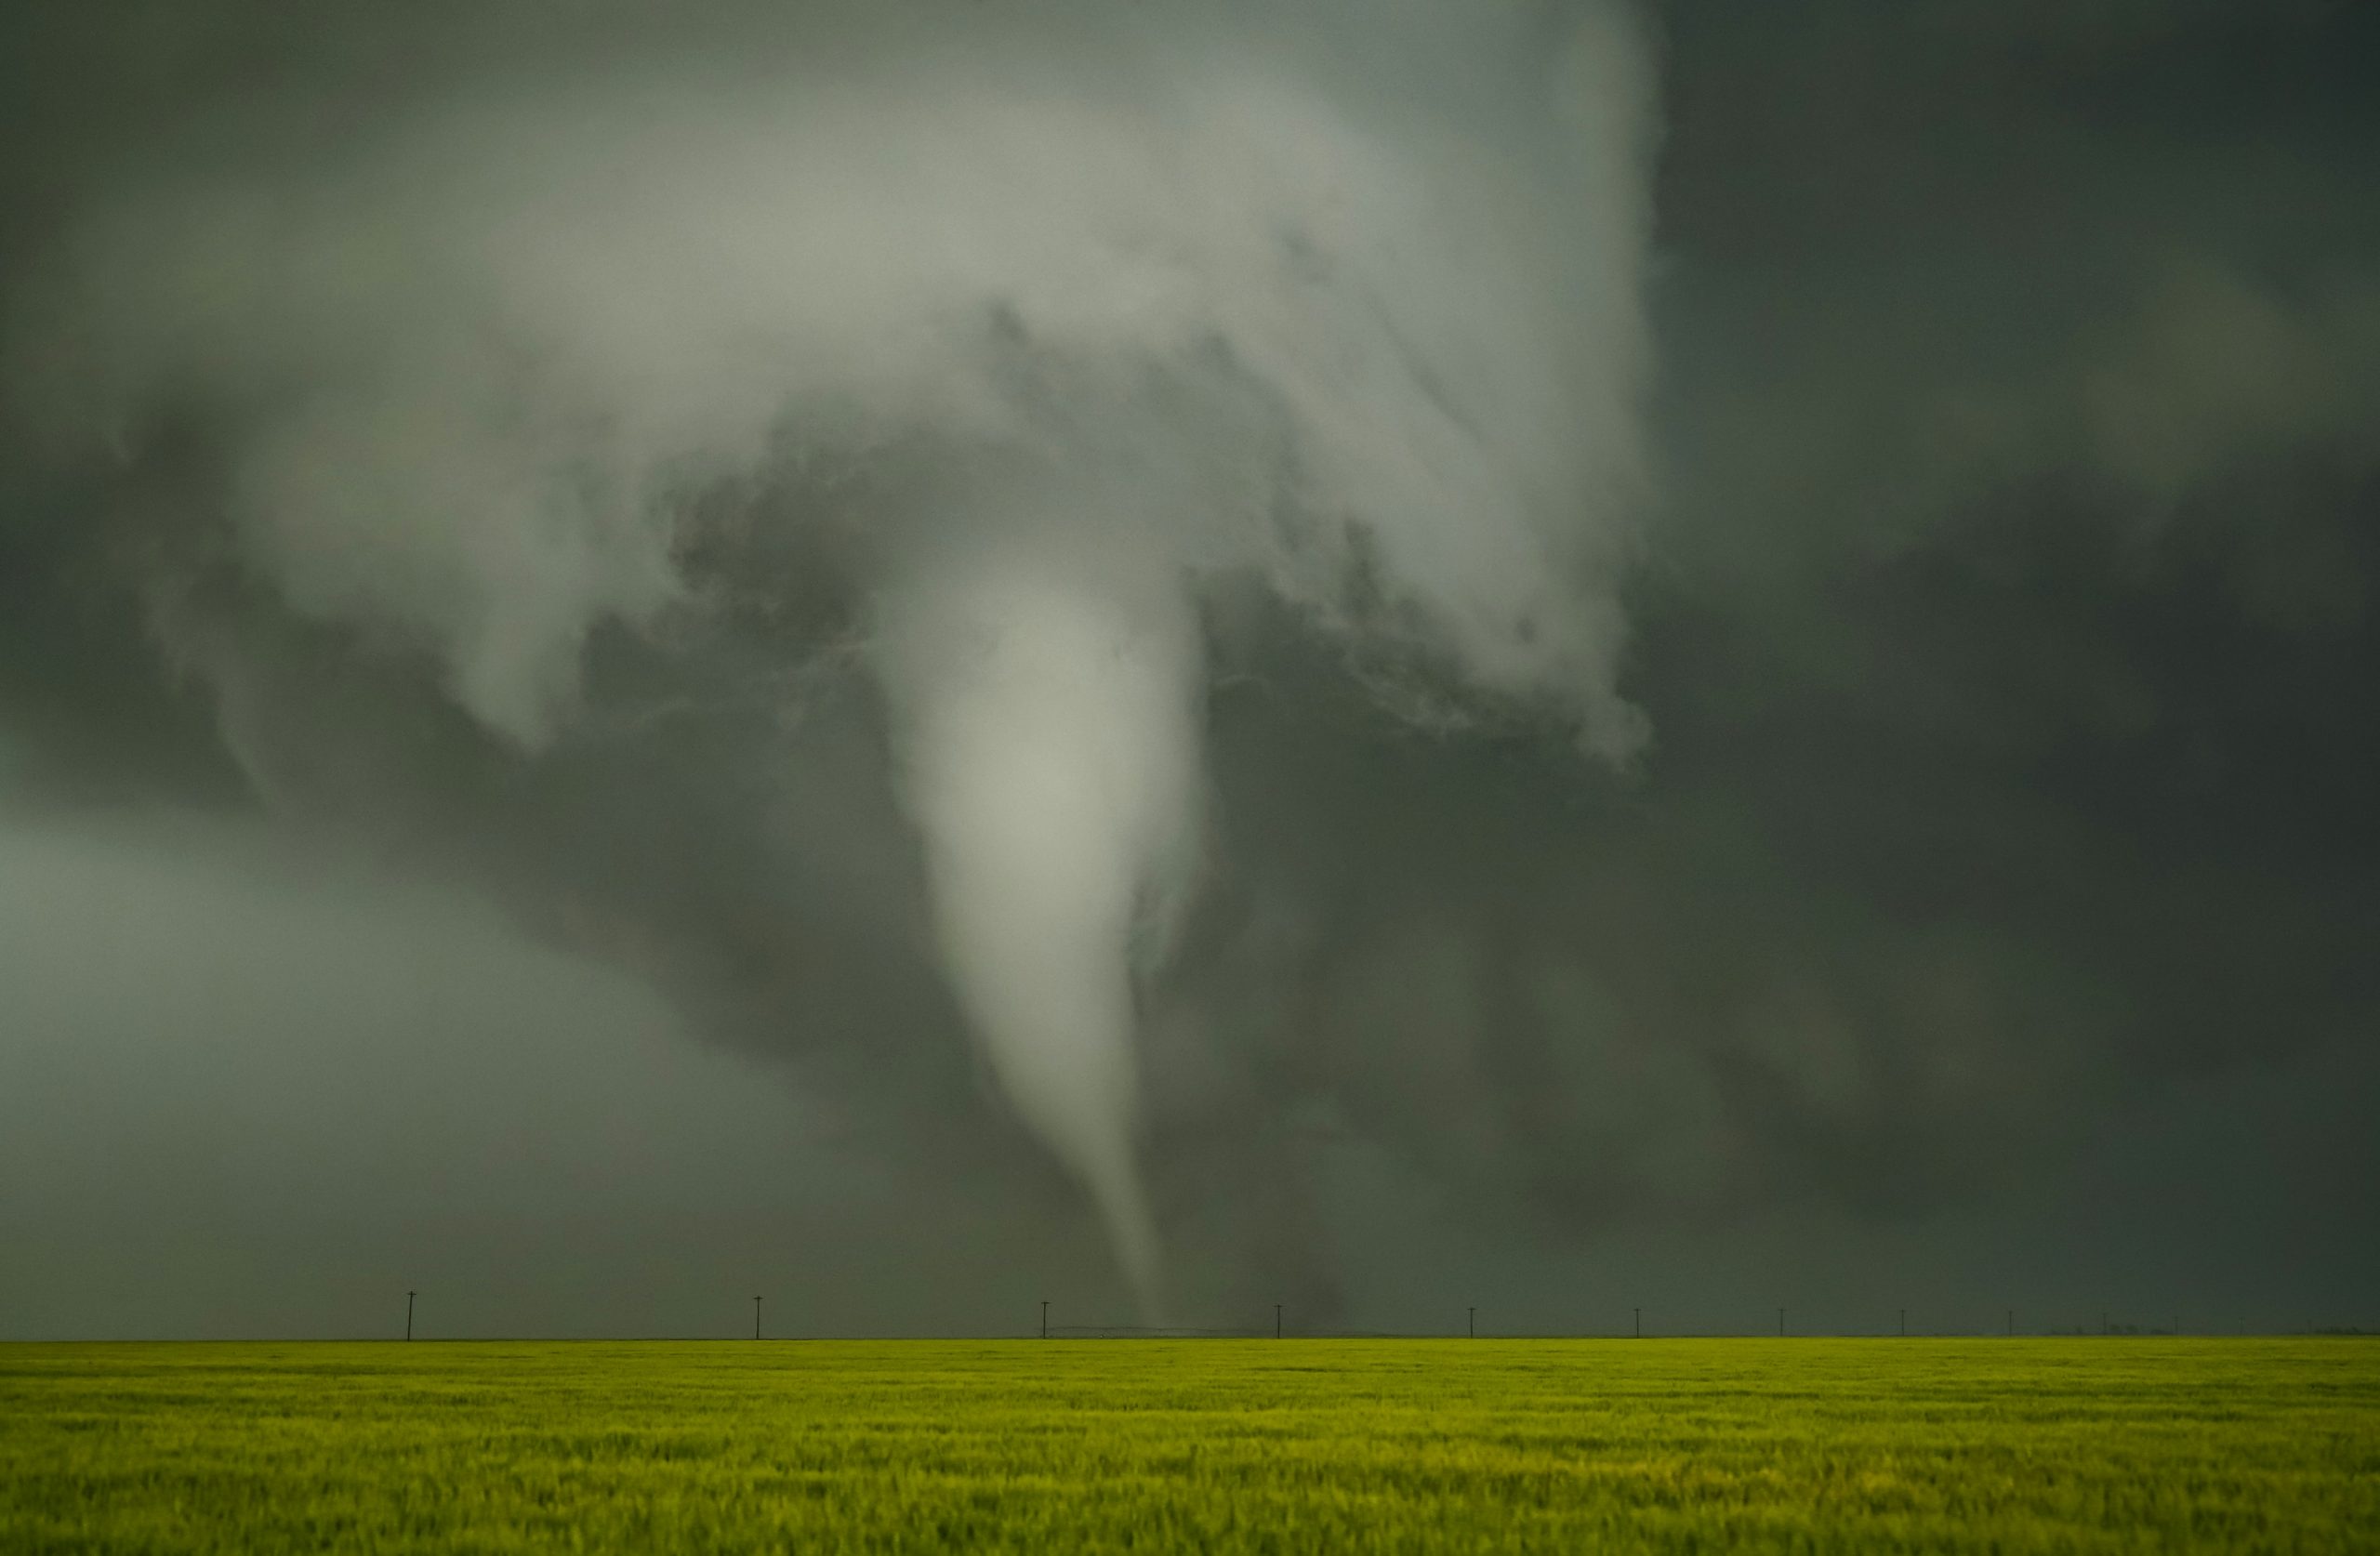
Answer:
[[2007, 1308, 2014, 1337], [1275, 1303, 1283, 1340], [1468, 1306, 1476, 1338], [405, 1290, 416, 1342], [754, 1296, 762, 1341], [1778, 1307, 1785, 1338], [1899, 1308, 1907, 1338], [1040, 1300, 1049, 1340], [1633, 1306, 1641, 1338]]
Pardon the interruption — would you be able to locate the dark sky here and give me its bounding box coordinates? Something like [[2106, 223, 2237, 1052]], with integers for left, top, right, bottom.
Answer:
[[2, 0, 2374, 1339]]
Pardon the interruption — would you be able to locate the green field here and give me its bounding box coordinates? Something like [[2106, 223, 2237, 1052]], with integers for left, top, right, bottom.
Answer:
[[3, 1338, 2374, 1552]]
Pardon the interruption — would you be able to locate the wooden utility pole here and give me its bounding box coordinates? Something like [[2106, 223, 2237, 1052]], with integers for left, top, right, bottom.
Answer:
[[1040, 1300, 1049, 1340], [1467, 1307, 1476, 1338], [1633, 1307, 1641, 1338], [1275, 1303, 1282, 1339], [1899, 1308, 1907, 1337], [405, 1291, 416, 1342], [1778, 1307, 1786, 1338], [754, 1296, 762, 1341]]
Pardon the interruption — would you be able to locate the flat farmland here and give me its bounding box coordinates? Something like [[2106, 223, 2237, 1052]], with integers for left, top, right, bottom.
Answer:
[[3, 1338, 2373, 1552]]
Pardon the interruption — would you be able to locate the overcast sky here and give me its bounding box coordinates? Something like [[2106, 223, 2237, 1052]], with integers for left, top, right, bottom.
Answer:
[[2, 0, 2374, 1339]]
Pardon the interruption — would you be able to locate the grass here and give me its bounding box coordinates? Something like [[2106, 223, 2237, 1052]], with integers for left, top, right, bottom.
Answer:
[[2, 1338, 2374, 1552]]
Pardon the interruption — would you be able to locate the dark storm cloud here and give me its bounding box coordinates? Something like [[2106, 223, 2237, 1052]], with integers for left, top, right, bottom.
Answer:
[[1605, 0, 2380, 1218], [1146, 0, 2380, 1312], [2, 0, 2374, 1335]]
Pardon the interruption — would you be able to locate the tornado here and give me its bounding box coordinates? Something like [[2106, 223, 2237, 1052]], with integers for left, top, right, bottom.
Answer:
[[875, 535, 1202, 1316]]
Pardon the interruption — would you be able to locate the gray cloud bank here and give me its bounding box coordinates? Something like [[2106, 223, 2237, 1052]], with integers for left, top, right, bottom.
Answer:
[[2, 0, 2375, 1335]]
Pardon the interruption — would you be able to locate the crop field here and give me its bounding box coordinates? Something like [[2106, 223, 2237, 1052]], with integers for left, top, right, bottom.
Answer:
[[3, 1338, 2374, 1552]]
